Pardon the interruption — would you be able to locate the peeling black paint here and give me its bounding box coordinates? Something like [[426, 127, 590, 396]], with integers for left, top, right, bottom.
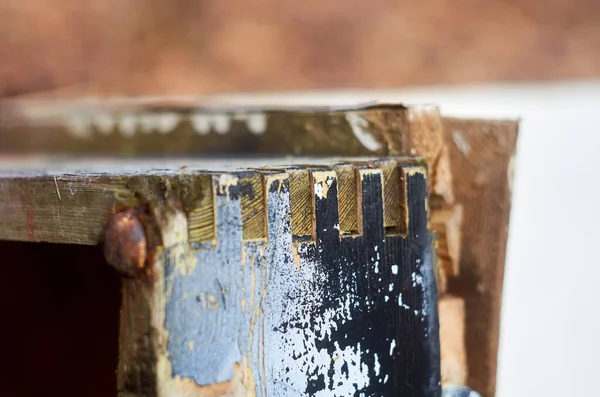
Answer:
[[159, 164, 440, 396], [287, 169, 440, 396]]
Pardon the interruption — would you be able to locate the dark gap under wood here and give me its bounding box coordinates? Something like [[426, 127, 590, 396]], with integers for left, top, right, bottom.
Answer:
[[0, 242, 121, 397]]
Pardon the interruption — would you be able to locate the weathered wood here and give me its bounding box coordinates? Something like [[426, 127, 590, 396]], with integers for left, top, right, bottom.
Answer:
[[116, 159, 441, 396], [441, 118, 518, 397], [0, 100, 442, 158], [0, 100, 518, 396], [0, 101, 453, 245], [439, 296, 467, 386], [0, 173, 137, 244], [0, 100, 458, 296], [0, 156, 424, 246]]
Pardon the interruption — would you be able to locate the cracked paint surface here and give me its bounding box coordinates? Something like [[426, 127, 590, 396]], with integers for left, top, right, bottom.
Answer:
[[163, 170, 440, 396]]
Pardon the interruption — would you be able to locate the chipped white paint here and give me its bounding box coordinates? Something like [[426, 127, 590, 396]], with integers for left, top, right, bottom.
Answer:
[[398, 293, 410, 310], [216, 174, 239, 198], [150, 162, 438, 395], [411, 267, 430, 316], [391, 265, 399, 275], [65, 114, 93, 138], [138, 113, 157, 134], [284, 310, 372, 396], [373, 353, 381, 376], [314, 181, 325, 199], [118, 114, 137, 138], [92, 112, 116, 135], [156, 113, 181, 134], [246, 113, 267, 135], [190, 114, 211, 135], [344, 111, 382, 152], [412, 271, 424, 287], [234, 113, 267, 135], [452, 130, 471, 155], [134, 112, 181, 134], [212, 114, 231, 134], [325, 342, 370, 395], [190, 113, 231, 135], [266, 228, 375, 395]]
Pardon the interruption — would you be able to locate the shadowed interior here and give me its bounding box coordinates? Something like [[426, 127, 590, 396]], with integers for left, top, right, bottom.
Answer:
[[0, 242, 121, 397]]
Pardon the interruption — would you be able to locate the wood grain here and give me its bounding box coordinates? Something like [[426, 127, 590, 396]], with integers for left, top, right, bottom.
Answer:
[[0, 156, 425, 246], [0, 174, 137, 244], [439, 296, 467, 386], [0, 101, 437, 157], [442, 117, 518, 397]]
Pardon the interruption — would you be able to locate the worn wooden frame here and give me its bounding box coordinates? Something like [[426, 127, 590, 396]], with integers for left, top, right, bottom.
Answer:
[[0, 100, 517, 396]]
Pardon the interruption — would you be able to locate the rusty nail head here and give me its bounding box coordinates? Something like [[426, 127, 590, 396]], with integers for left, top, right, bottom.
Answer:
[[104, 209, 147, 276]]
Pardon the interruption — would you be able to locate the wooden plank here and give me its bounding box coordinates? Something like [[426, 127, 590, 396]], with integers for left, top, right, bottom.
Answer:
[[0, 100, 518, 396], [117, 159, 441, 396], [0, 173, 137, 244], [0, 100, 441, 158], [239, 172, 267, 241], [0, 99, 455, 276], [439, 296, 467, 386], [332, 163, 359, 235], [441, 117, 518, 397], [0, 156, 427, 247]]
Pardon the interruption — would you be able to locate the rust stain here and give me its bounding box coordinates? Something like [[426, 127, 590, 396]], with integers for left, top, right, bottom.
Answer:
[[103, 209, 147, 276], [26, 208, 34, 240]]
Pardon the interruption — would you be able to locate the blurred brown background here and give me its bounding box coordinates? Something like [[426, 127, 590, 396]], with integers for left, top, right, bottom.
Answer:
[[1, 0, 599, 97]]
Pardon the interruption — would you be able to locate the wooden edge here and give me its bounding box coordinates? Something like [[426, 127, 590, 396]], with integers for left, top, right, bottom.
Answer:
[[0, 174, 137, 244], [0, 157, 424, 246], [439, 296, 467, 385], [441, 117, 518, 397], [0, 101, 518, 397], [0, 103, 440, 157]]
